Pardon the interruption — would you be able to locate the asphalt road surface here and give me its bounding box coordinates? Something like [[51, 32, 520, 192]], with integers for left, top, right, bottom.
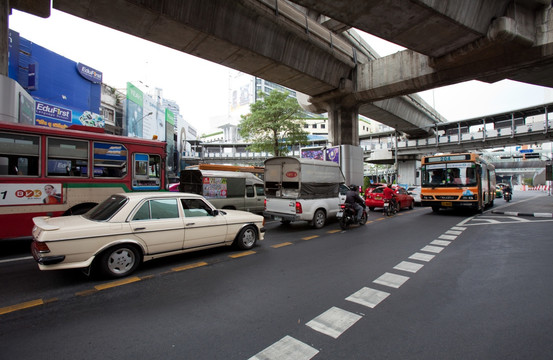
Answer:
[[1, 191, 552, 359]]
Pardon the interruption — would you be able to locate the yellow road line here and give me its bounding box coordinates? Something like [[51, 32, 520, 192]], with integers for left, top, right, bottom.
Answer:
[[76, 288, 98, 297], [0, 299, 44, 315], [94, 276, 141, 291], [302, 235, 319, 241], [272, 242, 293, 248], [327, 229, 341, 234], [229, 250, 256, 258], [376, 217, 386, 221], [172, 261, 208, 272]]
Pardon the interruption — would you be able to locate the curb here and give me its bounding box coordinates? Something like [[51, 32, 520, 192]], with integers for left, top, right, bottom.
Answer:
[[491, 210, 553, 218]]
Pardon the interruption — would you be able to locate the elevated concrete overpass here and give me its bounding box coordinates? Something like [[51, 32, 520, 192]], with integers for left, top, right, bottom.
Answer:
[[3, 0, 443, 145], [5, 1, 553, 146]]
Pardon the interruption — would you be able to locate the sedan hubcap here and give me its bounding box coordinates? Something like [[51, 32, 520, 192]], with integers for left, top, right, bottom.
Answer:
[[108, 249, 135, 274]]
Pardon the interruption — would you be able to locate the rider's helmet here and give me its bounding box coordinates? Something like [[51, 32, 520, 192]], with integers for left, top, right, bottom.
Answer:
[[349, 184, 357, 191]]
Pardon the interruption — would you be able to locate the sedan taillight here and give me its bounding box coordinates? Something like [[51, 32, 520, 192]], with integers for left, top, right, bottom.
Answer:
[[295, 202, 302, 214], [33, 241, 50, 254]]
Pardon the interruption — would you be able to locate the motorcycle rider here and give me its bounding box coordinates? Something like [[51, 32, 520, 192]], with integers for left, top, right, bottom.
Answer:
[[503, 183, 512, 200], [383, 183, 398, 212], [346, 184, 365, 222]]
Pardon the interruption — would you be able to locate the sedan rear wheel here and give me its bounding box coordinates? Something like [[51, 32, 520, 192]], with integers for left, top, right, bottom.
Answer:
[[99, 244, 141, 278], [235, 225, 258, 250]]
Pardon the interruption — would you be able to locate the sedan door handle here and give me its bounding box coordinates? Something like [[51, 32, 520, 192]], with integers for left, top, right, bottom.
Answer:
[[185, 223, 195, 226], [133, 227, 146, 231]]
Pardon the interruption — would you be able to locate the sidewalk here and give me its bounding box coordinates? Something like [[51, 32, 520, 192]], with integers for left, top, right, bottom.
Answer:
[[491, 191, 553, 218]]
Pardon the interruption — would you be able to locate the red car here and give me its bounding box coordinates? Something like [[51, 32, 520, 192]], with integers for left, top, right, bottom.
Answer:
[[365, 186, 415, 211]]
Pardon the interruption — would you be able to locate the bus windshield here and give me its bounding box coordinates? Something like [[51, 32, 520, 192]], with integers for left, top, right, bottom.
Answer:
[[422, 162, 478, 187]]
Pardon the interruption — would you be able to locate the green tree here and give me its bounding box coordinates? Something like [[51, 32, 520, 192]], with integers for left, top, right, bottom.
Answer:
[[239, 90, 309, 156]]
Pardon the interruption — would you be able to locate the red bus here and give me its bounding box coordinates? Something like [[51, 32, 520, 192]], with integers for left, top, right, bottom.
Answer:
[[0, 121, 167, 240]]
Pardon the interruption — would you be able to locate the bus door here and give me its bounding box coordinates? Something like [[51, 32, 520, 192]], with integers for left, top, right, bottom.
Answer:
[[132, 153, 162, 190]]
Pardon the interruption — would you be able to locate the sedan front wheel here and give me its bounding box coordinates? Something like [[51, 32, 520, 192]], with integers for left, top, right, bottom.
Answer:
[[234, 225, 258, 250]]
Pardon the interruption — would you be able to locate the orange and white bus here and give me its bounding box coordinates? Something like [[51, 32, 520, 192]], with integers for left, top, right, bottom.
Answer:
[[420, 153, 496, 213], [0, 121, 166, 240]]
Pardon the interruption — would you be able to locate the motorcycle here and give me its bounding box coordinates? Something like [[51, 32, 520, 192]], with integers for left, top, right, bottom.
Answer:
[[338, 203, 368, 229], [383, 198, 399, 216], [503, 191, 511, 202]]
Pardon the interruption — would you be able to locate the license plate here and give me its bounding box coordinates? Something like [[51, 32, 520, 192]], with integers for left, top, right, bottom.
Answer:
[[336, 211, 343, 218], [274, 216, 281, 221], [441, 201, 453, 207], [375, 196, 382, 200]]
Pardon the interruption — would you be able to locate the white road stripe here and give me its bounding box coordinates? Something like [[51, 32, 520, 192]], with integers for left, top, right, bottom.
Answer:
[[0, 256, 33, 264], [430, 240, 451, 247], [409, 252, 435, 262], [445, 230, 463, 235], [306, 307, 362, 339], [249, 335, 319, 360], [439, 234, 457, 240], [394, 261, 424, 273], [346, 287, 390, 308], [421, 245, 444, 254], [373, 272, 410, 288], [451, 226, 466, 231]]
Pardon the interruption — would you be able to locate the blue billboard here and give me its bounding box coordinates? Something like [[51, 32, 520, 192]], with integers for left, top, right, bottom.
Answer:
[[7, 29, 103, 129]]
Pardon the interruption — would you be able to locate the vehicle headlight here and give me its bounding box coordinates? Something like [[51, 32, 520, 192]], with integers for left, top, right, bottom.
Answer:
[[422, 195, 434, 200], [460, 195, 476, 200]]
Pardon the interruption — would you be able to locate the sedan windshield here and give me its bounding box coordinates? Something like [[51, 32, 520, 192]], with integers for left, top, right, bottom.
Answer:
[[422, 162, 477, 187], [84, 195, 128, 221]]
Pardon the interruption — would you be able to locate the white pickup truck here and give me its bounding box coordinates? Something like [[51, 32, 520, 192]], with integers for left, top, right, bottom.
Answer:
[[263, 157, 345, 228]]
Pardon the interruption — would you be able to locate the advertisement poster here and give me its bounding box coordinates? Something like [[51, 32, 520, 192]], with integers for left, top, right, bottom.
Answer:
[[0, 183, 63, 206], [301, 147, 324, 160], [126, 82, 144, 138], [325, 146, 340, 164], [34, 100, 104, 129], [202, 177, 228, 199]]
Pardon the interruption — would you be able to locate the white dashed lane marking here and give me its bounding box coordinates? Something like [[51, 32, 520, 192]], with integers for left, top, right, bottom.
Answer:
[[373, 272, 410, 288], [394, 261, 424, 273], [249, 335, 319, 360], [421, 245, 444, 253], [249, 223, 470, 359], [346, 287, 390, 309], [438, 234, 458, 241], [409, 252, 435, 262], [306, 307, 362, 339], [430, 239, 451, 247]]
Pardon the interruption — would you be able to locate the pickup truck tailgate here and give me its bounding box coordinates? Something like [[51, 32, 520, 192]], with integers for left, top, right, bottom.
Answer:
[[265, 198, 296, 215]]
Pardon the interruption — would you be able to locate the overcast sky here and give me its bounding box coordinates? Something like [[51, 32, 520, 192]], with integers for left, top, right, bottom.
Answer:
[[8, 9, 553, 134]]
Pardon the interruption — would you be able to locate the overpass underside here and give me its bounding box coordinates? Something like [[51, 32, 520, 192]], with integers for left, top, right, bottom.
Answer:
[[43, 0, 441, 142], [9, 0, 553, 146]]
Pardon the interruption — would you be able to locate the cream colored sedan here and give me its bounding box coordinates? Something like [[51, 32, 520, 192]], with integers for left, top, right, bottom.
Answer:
[[31, 192, 265, 278]]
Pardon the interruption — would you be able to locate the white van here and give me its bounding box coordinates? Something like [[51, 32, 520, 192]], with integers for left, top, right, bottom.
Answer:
[[264, 157, 345, 228], [179, 169, 265, 213]]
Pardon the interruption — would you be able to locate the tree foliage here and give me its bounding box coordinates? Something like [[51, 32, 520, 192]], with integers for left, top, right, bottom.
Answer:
[[239, 90, 309, 156]]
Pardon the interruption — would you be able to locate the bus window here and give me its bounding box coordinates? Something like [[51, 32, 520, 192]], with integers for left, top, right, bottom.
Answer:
[[0, 132, 40, 176], [93, 142, 127, 178], [132, 153, 161, 190], [47, 137, 88, 177]]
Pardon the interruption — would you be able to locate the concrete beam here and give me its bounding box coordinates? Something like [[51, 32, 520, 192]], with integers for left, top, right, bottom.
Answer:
[[9, 0, 51, 18], [288, 0, 549, 57], [53, 0, 355, 98]]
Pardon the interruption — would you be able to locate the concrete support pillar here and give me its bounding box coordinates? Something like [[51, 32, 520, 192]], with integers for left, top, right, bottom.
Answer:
[[397, 159, 420, 186], [0, 0, 8, 76], [327, 101, 359, 146]]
